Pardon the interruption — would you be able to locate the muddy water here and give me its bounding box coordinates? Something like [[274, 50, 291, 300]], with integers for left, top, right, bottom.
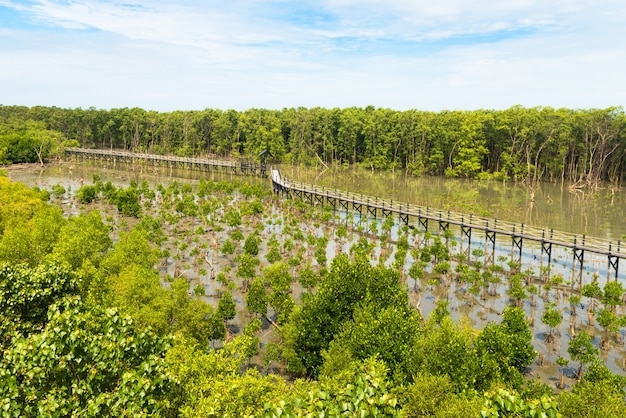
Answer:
[[6, 161, 626, 383], [278, 165, 626, 382], [279, 165, 626, 242]]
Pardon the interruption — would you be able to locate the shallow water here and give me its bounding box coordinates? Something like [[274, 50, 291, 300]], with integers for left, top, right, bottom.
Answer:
[[6, 161, 626, 382], [279, 165, 626, 242]]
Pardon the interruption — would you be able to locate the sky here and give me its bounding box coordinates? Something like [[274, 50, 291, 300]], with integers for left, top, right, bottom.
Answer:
[[0, 0, 625, 112]]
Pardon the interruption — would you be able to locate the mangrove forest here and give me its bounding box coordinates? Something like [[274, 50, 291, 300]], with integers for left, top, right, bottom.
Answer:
[[2, 105, 626, 187]]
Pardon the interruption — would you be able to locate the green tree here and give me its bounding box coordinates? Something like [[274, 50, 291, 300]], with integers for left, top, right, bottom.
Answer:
[[322, 303, 422, 382], [481, 388, 560, 418], [221, 238, 235, 255], [102, 227, 159, 277], [49, 210, 112, 270], [246, 276, 268, 318], [0, 297, 177, 417], [263, 261, 295, 324], [415, 316, 483, 393], [243, 233, 260, 256], [282, 253, 408, 376], [108, 265, 171, 335], [0, 176, 46, 234], [115, 186, 142, 217], [582, 278, 603, 312], [265, 358, 402, 417], [171, 278, 226, 346], [558, 361, 626, 418], [568, 331, 599, 379], [400, 372, 482, 417], [0, 205, 65, 266], [0, 262, 78, 347], [218, 290, 237, 326], [474, 307, 536, 388], [542, 303, 562, 343], [77, 184, 98, 204], [602, 280, 624, 312], [596, 307, 619, 348]]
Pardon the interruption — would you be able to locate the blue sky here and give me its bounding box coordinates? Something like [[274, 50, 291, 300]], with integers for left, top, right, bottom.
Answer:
[[0, 0, 624, 111]]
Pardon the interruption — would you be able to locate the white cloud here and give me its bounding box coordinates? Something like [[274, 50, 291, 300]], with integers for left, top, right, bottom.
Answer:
[[0, 0, 624, 110]]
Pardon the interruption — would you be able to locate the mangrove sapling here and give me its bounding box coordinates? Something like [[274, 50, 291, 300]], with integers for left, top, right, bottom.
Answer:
[[480, 271, 493, 300], [556, 356, 569, 389], [368, 218, 378, 238], [382, 215, 394, 241], [507, 259, 522, 276], [487, 268, 502, 296], [471, 247, 484, 260], [543, 283, 553, 302], [527, 285, 538, 307], [468, 283, 480, 307], [597, 308, 619, 350], [214, 271, 229, 297], [218, 290, 237, 330], [569, 294, 581, 317], [508, 274, 527, 308], [263, 342, 282, 374], [430, 237, 450, 264], [582, 276, 602, 309], [542, 303, 562, 343], [266, 245, 282, 264], [456, 252, 468, 264], [161, 248, 171, 267], [602, 280, 624, 313], [283, 237, 294, 254], [393, 248, 408, 274], [336, 223, 348, 241], [298, 263, 319, 291], [193, 283, 206, 296], [203, 252, 216, 280], [423, 231, 432, 247], [235, 253, 260, 292], [408, 261, 425, 293], [443, 228, 454, 249], [433, 262, 451, 288], [582, 278, 603, 325], [568, 331, 600, 380]]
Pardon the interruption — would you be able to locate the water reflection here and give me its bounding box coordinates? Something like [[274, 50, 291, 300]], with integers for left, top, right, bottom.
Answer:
[[279, 165, 626, 242]]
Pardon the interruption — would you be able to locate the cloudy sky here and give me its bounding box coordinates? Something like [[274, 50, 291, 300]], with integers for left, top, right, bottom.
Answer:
[[1, 0, 624, 111]]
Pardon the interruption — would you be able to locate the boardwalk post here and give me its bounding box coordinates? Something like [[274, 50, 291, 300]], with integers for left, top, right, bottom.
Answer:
[[485, 220, 495, 266], [608, 241, 619, 281], [572, 236, 585, 290], [464, 217, 470, 260], [540, 230, 553, 281], [418, 208, 428, 231], [512, 225, 523, 266]]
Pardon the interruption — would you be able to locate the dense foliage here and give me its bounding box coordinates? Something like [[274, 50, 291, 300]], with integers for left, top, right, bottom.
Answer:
[[0, 171, 625, 417], [2, 105, 626, 186]]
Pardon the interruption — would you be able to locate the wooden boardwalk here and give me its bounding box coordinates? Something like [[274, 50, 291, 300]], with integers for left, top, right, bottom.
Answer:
[[65, 147, 268, 177], [61, 147, 625, 282], [271, 169, 624, 282]]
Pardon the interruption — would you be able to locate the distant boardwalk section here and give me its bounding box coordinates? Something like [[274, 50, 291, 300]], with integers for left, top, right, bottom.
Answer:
[[65, 147, 268, 177]]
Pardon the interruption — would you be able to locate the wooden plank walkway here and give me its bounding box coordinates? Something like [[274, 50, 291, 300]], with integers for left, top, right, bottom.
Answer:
[[271, 169, 624, 280], [59, 148, 625, 279], [65, 147, 268, 177]]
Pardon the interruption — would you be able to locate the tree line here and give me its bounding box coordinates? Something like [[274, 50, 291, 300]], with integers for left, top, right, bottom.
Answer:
[[1, 104, 625, 186]]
